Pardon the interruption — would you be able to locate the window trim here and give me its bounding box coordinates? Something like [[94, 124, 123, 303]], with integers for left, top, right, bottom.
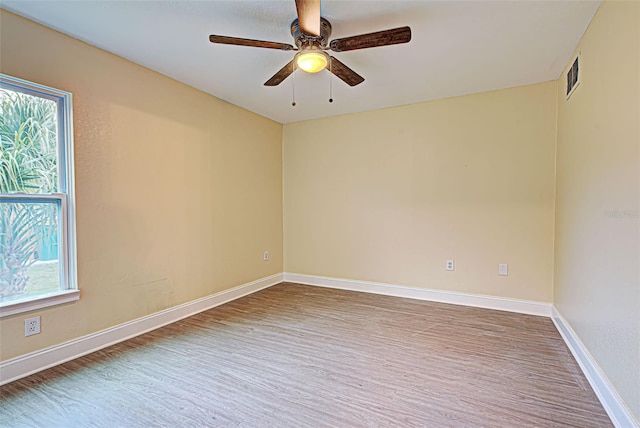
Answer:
[[0, 74, 78, 318]]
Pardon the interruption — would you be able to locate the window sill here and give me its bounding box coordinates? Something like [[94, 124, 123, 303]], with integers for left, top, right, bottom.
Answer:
[[0, 290, 80, 318]]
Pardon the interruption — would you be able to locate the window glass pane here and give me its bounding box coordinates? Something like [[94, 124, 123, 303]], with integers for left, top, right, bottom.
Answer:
[[0, 88, 59, 194], [0, 200, 61, 303]]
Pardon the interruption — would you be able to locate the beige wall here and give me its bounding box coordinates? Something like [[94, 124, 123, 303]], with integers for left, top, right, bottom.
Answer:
[[283, 81, 557, 302], [554, 0, 640, 419], [0, 11, 283, 361]]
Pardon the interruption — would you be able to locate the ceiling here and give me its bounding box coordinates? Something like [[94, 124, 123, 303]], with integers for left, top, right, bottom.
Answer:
[[3, 1, 600, 124]]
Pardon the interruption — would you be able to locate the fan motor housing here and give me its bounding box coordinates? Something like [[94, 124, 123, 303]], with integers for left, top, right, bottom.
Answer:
[[291, 17, 332, 48]]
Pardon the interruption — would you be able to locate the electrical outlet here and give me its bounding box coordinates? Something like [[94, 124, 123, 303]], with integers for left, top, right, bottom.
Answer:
[[263, 251, 269, 261], [499, 264, 508, 276], [446, 260, 455, 271], [24, 316, 41, 337]]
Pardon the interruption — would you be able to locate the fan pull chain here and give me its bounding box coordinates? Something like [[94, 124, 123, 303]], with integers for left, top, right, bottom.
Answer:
[[329, 59, 333, 103], [291, 62, 297, 107]]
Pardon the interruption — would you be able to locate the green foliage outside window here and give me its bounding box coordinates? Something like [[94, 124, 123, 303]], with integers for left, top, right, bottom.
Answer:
[[0, 89, 59, 298]]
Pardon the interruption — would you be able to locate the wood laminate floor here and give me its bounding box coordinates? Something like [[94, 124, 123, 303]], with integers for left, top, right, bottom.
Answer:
[[1, 283, 612, 427]]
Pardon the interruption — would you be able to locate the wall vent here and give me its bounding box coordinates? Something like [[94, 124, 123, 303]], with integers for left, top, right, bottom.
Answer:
[[566, 53, 580, 100]]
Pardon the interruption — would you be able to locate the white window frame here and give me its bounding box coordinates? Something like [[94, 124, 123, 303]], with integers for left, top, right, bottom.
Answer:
[[0, 74, 79, 317]]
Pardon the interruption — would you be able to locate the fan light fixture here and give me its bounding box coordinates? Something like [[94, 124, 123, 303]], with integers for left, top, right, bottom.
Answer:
[[295, 50, 329, 73]]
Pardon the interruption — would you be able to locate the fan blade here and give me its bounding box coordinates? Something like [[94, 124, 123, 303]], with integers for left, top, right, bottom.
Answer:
[[329, 56, 364, 87], [209, 35, 295, 51], [264, 60, 296, 86], [329, 26, 411, 52], [295, 0, 321, 36]]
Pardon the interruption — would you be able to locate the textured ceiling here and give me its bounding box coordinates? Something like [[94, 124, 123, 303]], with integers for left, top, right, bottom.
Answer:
[[3, 1, 600, 124]]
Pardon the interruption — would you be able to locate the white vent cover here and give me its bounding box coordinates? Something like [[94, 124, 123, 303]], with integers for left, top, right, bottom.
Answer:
[[566, 53, 580, 99]]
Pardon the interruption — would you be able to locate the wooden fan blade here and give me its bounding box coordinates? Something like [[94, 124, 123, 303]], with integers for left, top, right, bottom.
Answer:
[[209, 35, 295, 51], [329, 26, 411, 52], [329, 56, 364, 87], [295, 0, 321, 36], [264, 60, 296, 86]]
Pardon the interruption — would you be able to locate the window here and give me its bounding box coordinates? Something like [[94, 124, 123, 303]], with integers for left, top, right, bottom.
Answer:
[[0, 74, 78, 317]]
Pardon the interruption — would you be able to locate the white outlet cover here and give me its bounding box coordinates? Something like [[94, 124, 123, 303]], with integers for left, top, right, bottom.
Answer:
[[446, 260, 455, 271], [263, 251, 269, 261], [24, 316, 41, 336], [499, 264, 508, 276]]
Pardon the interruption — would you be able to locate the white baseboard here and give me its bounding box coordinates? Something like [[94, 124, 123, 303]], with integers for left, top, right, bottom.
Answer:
[[0, 273, 283, 386], [551, 307, 638, 428], [283, 273, 552, 317]]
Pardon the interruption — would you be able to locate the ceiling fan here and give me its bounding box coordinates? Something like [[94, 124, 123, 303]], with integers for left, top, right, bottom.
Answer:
[[209, 0, 411, 87]]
